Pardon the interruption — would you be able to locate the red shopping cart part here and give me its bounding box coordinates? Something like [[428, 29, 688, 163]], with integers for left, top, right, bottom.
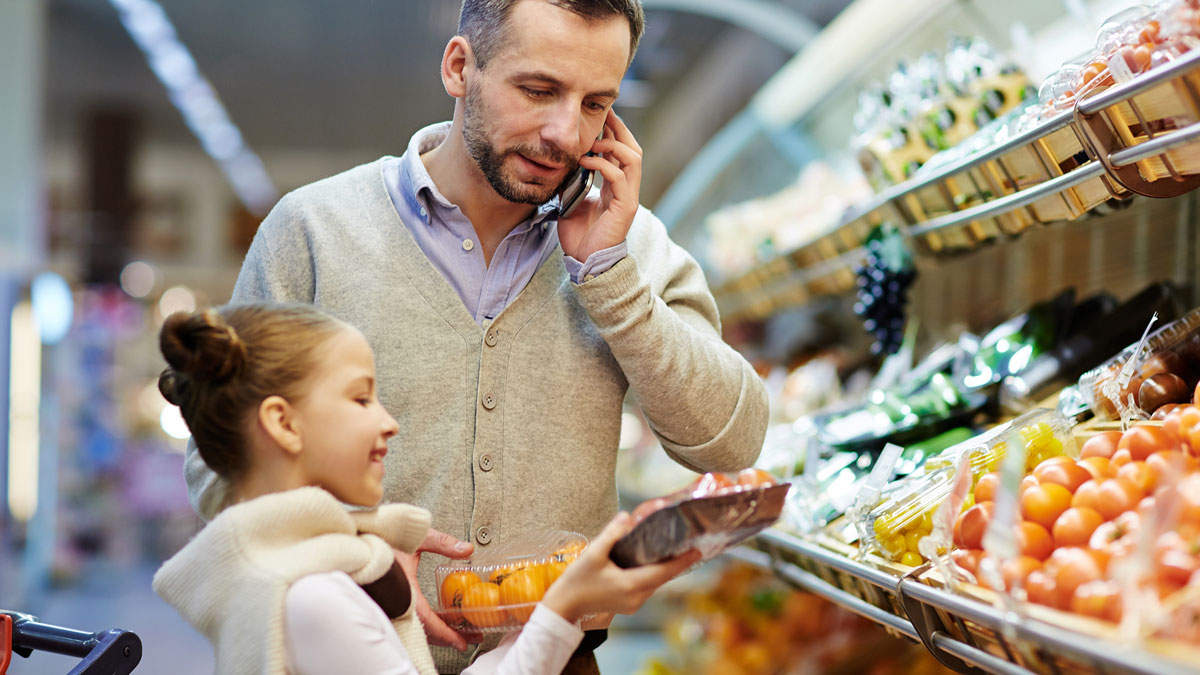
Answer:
[[0, 610, 140, 675], [1, 613, 12, 675]]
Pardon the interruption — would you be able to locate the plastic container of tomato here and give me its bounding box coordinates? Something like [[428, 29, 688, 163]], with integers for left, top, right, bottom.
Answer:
[[434, 530, 586, 634]]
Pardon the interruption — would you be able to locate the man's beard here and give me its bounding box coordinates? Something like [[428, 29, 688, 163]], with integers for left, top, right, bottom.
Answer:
[[462, 82, 578, 205]]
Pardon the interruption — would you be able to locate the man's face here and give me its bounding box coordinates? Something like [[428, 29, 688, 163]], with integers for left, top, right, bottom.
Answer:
[[461, 0, 630, 205]]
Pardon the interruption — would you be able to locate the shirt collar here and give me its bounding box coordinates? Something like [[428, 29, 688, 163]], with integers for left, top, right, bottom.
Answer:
[[400, 122, 562, 231]]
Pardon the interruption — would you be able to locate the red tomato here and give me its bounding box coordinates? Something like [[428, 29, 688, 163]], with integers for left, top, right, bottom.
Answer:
[[956, 502, 995, 550], [1052, 507, 1104, 548], [1025, 569, 1059, 608], [1110, 448, 1134, 473], [974, 472, 1000, 503], [1080, 431, 1122, 459], [950, 548, 982, 576], [1035, 462, 1091, 494], [1146, 450, 1198, 484], [1019, 474, 1041, 497], [1119, 425, 1181, 460], [1116, 461, 1156, 494], [1077, 457, 1112, 481], [1050, 548, 1103, 608], [1000, 556, 1042, 591], [1071, 580, 1122, 622], [1021, 483, 1073, 530], [1097, 477, 1144, 521], [1016, 521, 1054, 561]]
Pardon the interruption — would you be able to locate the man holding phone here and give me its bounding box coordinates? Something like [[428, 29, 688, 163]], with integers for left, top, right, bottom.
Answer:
[[184, 1, 769, 672]]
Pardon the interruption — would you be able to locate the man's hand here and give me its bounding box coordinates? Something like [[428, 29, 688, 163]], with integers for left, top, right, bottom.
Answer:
[[393, 528, 478, 651], [557, 109, 643, 263]]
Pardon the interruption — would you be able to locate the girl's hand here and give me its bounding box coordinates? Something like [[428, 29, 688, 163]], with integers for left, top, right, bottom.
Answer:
[[540, 512, 702, 624], [556, 110, 643, 263]]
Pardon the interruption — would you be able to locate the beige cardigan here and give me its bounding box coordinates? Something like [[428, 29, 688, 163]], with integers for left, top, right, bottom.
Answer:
[[153, 487, 436, 675]]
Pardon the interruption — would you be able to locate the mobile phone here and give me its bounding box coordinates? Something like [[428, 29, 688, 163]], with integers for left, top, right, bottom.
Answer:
[[558, 133, 603, 218]]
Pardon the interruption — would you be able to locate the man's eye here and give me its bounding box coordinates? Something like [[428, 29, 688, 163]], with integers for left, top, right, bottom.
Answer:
[[585, 101, 606, 112], [523, 87, 550, 99]]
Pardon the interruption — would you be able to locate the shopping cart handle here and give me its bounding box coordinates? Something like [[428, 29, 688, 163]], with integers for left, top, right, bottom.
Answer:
[[0, 612, 142, 675]]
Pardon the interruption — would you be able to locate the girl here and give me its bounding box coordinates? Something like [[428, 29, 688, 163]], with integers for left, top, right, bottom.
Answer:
[[152, 303, 699, 675]]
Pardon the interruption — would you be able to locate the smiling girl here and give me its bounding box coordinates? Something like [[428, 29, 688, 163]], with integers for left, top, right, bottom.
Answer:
[[151, 303, 699, 675]]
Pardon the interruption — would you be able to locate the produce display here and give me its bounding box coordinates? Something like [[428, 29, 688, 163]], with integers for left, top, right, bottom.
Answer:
[[435, 531, 586, 634], [1078, 307, 1200, 422], [853, 36, 1034, 188]]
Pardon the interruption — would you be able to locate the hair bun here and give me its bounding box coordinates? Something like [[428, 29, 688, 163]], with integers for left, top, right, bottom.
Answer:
[[159, 309, 246, 385]]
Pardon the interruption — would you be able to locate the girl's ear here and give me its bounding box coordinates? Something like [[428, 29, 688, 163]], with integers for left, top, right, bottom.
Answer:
[[441, 36, 472, 98], [259, 395, 302, 456]]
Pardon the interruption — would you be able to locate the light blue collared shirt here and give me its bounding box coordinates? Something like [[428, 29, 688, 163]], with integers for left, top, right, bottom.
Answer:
[[383, 122, 627, 324]]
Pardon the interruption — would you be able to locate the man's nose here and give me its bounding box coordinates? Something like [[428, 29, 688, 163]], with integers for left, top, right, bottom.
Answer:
[[540, 100, 583, 156]]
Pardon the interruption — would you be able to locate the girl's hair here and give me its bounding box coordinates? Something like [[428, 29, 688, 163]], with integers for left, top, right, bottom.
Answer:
[[157, 303, 346, 480]]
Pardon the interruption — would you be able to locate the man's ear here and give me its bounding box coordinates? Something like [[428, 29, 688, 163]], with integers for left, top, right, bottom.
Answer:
[[258, 395, 302, 456], [441, 36, 472, 99]]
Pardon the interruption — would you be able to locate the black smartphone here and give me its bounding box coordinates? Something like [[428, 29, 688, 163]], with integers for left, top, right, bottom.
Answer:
[[558, 133, 602, 218]]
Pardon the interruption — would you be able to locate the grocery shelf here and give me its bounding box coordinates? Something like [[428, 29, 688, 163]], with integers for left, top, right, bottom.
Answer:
[[741, 527, 1200, 675], [711, 48, 1200, 322]]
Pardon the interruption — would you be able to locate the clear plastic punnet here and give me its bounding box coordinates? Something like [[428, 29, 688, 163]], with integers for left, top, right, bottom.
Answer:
[[1079, 308, 1200, 421], [435, 530, 587, 635]]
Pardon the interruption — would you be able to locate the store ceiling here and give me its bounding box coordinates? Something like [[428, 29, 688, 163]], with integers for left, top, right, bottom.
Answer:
[[43, 0, 850, 201]]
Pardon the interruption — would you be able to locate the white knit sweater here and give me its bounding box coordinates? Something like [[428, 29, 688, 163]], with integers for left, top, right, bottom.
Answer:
[[153, 487, 435, 675]]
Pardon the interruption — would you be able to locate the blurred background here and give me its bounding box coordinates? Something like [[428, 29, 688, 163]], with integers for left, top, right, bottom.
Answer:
[[0, 0, 852, 672]]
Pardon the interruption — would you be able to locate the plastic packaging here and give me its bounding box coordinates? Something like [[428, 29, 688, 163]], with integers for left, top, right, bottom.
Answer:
[[435, 530, 587, 634], [1079, 308, 1200, 420], [611, 473, 788, 568]]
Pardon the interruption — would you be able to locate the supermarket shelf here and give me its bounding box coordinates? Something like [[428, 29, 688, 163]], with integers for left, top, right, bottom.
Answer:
[[711, 48, 1200, 322], [744, 527, 1200, 675]]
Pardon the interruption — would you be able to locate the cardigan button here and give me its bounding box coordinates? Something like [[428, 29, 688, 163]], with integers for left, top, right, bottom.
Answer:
[[485, 330, 499, 347], [475, 527, 492, 545], [482, 393, 496, 410], [479, 454, 494, 472]]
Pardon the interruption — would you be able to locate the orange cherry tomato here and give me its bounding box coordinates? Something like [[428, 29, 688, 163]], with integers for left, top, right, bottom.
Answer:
[[1020, 482, 1072, 530], [440, 570, 480, 622], [974, 472, 1000, 503], [1000, 556, 1042, 592], [1052, 507, 1104, 548], [1016, 521, 1054, 561], [1179, 474, 1200, 526], [1035, 461, 1091, 494], [1147, 450, 1198, 483], [1119, 425, 1181, 460], [543, 560, 569, 589], [1081, 431, 1122, 459], [461, 580, 506, 629], [1195, 381, 1200, 405], [1072, 479, 1104, 512], [1078, 457, 1112, 481], [1117, 461, 1157, 494], [1019, 474, 1041, 497], [1090, 511, 1140, 556], [499, 567, 546, 623]]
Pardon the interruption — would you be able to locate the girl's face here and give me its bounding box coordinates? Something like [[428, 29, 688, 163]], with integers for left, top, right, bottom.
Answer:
[[292, 327, 398, 506]]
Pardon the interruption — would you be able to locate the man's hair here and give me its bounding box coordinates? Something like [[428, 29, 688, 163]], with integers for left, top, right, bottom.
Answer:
[[458, 0, 645, 70]]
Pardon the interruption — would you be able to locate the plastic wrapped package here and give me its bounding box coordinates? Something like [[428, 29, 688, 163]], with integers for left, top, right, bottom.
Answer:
[[435, 530, 588, 634], [1079, 308, 1200, 421], [611, 470, 787, 568]]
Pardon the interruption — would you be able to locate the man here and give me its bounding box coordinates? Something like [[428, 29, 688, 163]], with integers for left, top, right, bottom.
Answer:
[[185, 0, 769, 672]]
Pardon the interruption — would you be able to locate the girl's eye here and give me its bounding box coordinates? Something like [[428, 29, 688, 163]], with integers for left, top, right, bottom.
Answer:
[[356, 398, 371, 407]]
